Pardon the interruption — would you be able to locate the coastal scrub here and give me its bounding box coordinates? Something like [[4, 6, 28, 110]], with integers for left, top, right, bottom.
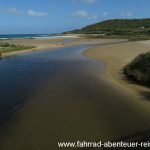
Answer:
[[0, 42, 35, 53], [124, 52, 150, 86]]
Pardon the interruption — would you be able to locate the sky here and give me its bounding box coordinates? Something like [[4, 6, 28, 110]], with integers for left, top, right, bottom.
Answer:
[[0, 0, 149, 34]]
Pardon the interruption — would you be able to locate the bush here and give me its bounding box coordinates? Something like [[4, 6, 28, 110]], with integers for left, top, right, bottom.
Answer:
[[0, 42, 35, 53], [0, 42, 10, 47], [10, 44, 17, 47], [124, 52, 150, 85]]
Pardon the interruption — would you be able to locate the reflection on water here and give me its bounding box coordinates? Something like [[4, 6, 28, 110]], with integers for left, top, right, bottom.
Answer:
[[0, 45, 150, 150], [0, 45, 93, 120]]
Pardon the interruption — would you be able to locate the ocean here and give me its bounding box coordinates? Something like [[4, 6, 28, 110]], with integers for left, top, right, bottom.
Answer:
[[0, 34, 58, 39]]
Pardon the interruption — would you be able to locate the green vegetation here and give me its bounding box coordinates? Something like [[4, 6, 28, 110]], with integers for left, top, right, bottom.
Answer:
[[124, 52, 150, 85], [64, 18, 150, 40], [0, 42, 35, 54]]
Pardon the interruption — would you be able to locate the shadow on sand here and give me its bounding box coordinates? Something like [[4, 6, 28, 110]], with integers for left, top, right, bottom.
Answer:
[[118, 69, 150, 101]]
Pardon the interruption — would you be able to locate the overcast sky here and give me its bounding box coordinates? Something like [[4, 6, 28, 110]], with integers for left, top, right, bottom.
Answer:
[[0, 0, 149, 34]]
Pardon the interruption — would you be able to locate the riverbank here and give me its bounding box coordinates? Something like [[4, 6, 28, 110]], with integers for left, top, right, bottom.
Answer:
[[1, 37, 74, 57], [84, 40, 150, 101], [1, 36, 127, 58], [1, 43, 150, 150]]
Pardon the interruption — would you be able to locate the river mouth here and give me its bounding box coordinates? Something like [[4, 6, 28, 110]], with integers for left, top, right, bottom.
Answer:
[[0, 45, 150, 149]]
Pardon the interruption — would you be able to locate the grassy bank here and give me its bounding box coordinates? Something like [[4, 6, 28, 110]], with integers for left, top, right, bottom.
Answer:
[[0, 42, 35, 54], [82, 34, 150, 41]]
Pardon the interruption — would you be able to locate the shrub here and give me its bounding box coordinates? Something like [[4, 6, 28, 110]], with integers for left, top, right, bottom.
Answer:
[[0, 42, 10, 47], [124, 52, 150, 85]]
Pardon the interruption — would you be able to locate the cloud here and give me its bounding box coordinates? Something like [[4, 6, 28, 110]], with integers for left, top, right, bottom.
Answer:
[[83, 0, 97, 3], [7, 8, 22, 16], [72, 10, 88, 18], [0, 8, 48, 17], [102, 11, 108, 17], [0, 7, 22, 16], [90, 14, 98, 19], [74, 0, 97, 4], [72, 10, 98, 20], [27, 10, 48, 17], [121, 12, 134, 17], [24, 24, 29, 27]]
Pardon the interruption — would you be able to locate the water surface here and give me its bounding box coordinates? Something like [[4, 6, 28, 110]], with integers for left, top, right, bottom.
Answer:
[[0, 45, 150, 150]]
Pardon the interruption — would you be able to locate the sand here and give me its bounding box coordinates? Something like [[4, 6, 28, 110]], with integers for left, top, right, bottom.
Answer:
[[1, 41, 150, 150], [84, 40, 150, 101], [1, 37, 126, 58], [1, 38, 70, 57], [2, 37, 149, 99], [1, 39, 150, 150]]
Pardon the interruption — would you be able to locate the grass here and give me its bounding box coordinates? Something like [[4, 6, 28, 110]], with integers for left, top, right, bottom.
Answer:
[[0, 42, 35, 54], [128, 35, 150, 41], [83, 34, 150, 41], [124, 52, 150, 86]]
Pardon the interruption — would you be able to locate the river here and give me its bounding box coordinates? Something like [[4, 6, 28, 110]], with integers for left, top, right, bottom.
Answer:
[[0, 45, 150, 149]]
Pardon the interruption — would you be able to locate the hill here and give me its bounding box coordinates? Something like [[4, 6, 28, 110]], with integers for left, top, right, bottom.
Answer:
[[64, 19, 150, 37]]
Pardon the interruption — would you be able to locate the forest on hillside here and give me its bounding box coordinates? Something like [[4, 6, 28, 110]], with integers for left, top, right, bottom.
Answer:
[[64, 19, 150, 37]]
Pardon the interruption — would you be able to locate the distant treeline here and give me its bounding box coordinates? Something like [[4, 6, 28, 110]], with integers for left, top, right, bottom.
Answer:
[[64, 19, 150, 36]]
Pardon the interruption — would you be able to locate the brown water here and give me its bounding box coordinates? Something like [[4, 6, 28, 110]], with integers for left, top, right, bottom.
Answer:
[[0, 45, 150, 150]]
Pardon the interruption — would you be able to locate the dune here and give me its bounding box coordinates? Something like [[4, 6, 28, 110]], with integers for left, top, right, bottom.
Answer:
[[84, 40, 150, 101]]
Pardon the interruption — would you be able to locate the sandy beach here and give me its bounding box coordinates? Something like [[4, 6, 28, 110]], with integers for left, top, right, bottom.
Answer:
[[1, 36, 126, 57], [1, 39, 150, 150], [1, 0, 150, 149], [84, 40, 150, 101], [2, 36, 149, 100], [1, 36, 75, 57]]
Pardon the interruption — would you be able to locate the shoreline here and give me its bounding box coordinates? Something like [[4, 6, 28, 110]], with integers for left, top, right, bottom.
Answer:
[[1, 37, 75, 58], [2, 37, 149, 101], [1, 43, 64, 58], [2, 36, 147, 99], [1, 39, 150, 149], [1, 37, 127, 58], [83, 40, 150, 101]]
